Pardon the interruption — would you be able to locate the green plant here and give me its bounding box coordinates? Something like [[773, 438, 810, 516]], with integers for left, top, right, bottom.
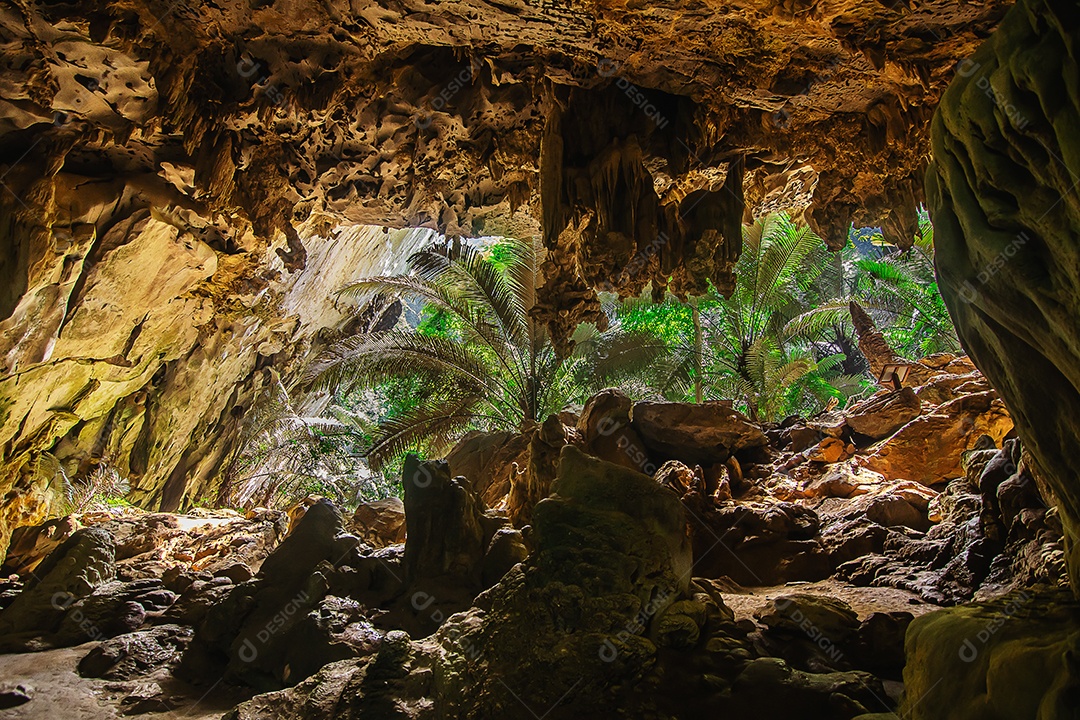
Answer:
[[306, 237, 593, 469], [221, 370, 387, 510], [597, 213, 872, 421], [784, 209, 960, 361]]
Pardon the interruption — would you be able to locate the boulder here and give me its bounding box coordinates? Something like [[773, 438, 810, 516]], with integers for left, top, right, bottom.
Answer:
[[809, 410, 848, 439], [401, 456, 487, 587], [182, 499, 354, 690], [836, 442, 1066, 604], [578, 388, 656, 474], [77, 624, 192, 679], [0, 516, 82, 577], [756, 594, 859, 643], [0, 527, 115, 638], [349, 497, 406, 548], [53, 578, 176, 645], [631, 401, 767, 465], [481, 528, 528, 589], [808, 437, 847, 464], [861, 392, 1013, 486], [508, 414, 571, 525], [802, 465, 884, 499], [844, 388, 921, 441], [445, 430, 531, 508], [902, 589, 1079, 720], [685, 500, 828, 585]]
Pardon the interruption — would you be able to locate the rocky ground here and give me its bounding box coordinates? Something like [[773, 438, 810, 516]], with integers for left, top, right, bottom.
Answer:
[[0, 354, 1071, 719]]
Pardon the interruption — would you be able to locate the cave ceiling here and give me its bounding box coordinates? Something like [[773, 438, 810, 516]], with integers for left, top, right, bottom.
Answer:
[[2, 0, 1011, 336], [0, 0, 1014, 522]]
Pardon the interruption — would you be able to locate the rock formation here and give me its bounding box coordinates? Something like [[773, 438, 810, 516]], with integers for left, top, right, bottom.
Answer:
[[928, 0, 1080, 593], [0, 363, 1070, 717], [1, 0, 1080, 717], [0, 0, 1013, 537]]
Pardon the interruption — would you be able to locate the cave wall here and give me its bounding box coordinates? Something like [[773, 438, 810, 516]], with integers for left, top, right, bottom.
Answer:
[[0, 0, 1011, 548], [0, 215, 429, 560], [928, 0, 1080, 589]]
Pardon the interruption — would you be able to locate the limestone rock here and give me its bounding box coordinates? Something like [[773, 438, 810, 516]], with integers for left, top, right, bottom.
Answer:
[[861, 392, 1013, 486], [837, 441, 1065, 604], [182, 499, 351, 690], [903, 589, 1080, 720], [77, 624, 192, 680], [53, 578, 176, 646], [844, 388, 921, 441], [686, 500, 828, 586], [577, 388, 655, 474], [348, 498, 406, 549], [445, 430, 531, 509], [0, 516, 82, 577], [929, 0, 1080, 588], [631, 401, 767, 465], [508, 414, 572, 525], [808, 437, 847, 464], [401, 456, 486, 588], [802, 465, 884, 500], [0, 527, 114, 637]]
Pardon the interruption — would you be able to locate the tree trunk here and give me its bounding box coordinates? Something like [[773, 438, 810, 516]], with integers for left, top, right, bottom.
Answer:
[[692, 301, 703, 403]]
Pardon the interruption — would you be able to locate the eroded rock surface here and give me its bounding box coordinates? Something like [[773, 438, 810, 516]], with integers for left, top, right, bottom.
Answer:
[[903, 588, 1080, 720], [928, 0, 1080, 589], [0, 0, 1012, 539]]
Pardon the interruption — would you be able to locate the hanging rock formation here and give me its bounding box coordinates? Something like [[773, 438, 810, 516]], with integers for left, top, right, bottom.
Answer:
[[0, 0, 1013, 540]]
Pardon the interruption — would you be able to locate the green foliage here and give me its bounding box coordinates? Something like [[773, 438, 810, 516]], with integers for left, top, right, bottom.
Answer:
[[597, 213, 872, 422], [222, 370, 397, 511], [28, 452, 133, 515], [228, 210, 960, 500], [785, 208, 960, 361], [307, 236, 592, 470]]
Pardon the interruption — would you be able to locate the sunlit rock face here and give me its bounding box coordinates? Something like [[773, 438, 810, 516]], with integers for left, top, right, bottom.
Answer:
[[928, 0, 1080, 590], [0, 219, 428, 559], [0, 0, 1009, 541]]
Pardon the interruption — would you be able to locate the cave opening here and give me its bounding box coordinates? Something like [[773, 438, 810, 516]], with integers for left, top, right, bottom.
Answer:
[[0, 0, 1078, 718]]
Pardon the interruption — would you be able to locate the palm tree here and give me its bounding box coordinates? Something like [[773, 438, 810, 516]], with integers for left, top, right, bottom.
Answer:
[[219, 369, 382, 509], [784, 210, 960, 361], [305, 237, 588, 470], [597, 213, 867, 421]]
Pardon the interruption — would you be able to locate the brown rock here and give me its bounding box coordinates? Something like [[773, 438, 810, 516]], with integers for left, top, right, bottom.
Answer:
[[445, 430, 531, 509], [349, 498, 406, 548], [844, 388, 922, 440], [631, 401, 767, 465], [802, 465, 883, 499], [808, 411, 847, 439], [787, 426, 822, 452], [401, 457, 486, 587], [655, 461, 700, 496], [861, 392, 1014, 485], [808, 437, 846, 464], [508, 415, 571, 526], [1, 516, 82, 577], [578, 388, 654, 474]]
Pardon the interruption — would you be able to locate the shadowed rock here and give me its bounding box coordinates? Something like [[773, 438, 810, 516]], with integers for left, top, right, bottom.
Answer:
[[0, 527, 114, 638]]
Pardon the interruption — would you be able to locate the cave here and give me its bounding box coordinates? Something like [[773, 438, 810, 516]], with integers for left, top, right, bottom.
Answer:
[[0, 0, 1078, 718]]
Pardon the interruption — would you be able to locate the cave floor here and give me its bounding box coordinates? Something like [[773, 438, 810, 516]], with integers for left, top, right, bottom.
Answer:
[[720, 577, 940, 622], [0, 578, 939, 719], [0, 642, 254, 720]]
